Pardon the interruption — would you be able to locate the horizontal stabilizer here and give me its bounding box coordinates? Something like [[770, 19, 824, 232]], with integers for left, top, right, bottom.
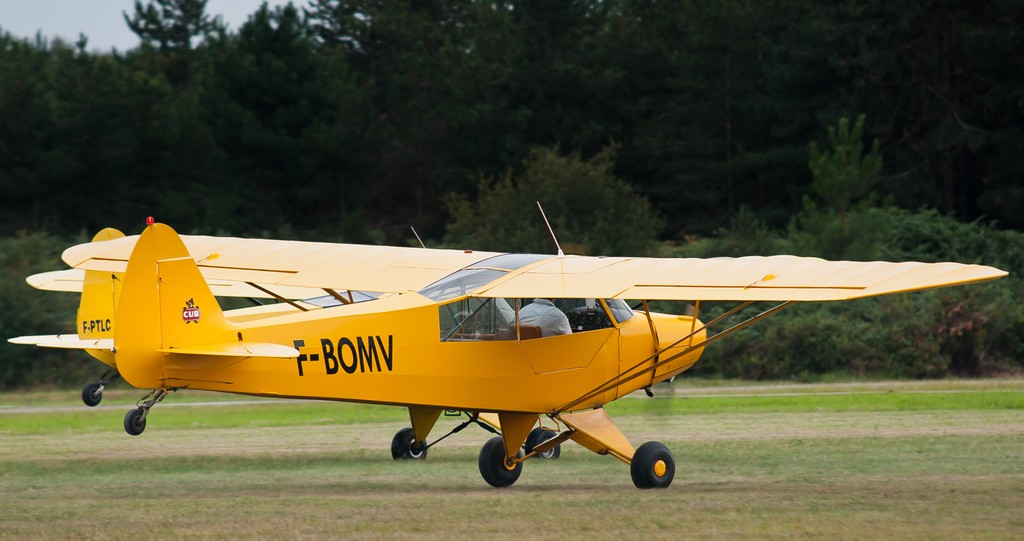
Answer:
[[8, 334, 113, 350], [26, 269, 86, 292], [156, 342, 298, 359]]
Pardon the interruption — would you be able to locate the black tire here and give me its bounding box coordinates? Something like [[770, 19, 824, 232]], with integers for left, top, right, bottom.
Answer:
[[478, 436, 522, 488], [390, 427, 427, 460], [630, 441, 675, 489], [524, 427, 561, 459], [82, 383, 103, 407], [123, 408, 146, 436]]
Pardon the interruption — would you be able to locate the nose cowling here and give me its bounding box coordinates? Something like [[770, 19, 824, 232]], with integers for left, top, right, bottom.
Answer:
[[650, 312, 707, 383]]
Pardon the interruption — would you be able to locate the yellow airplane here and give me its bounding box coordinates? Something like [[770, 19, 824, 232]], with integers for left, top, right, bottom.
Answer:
[[10, 219, 1008, 488]]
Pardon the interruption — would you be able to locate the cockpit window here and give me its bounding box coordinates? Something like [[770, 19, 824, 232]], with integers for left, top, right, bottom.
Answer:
[[439, 297, 517, 341], [604, 298, 634, 324], [418, 268, 507, 302], [439, 297, 628, 342]]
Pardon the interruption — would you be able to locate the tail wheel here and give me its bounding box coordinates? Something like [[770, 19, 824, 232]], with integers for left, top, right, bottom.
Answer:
[[123, 408, 146, 436], [478, 436, 523, 488], [391, 427, 427, 460], [630, 441, 675, 489], [524, 427, 561, 459], [82, 383, 103, 407]]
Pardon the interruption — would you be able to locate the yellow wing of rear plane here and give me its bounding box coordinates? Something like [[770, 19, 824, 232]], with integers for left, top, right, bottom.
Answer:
[[9, 220, 1008, 490]]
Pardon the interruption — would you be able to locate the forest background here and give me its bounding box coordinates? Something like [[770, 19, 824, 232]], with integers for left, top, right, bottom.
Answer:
[[1, 0, 1022, 388]]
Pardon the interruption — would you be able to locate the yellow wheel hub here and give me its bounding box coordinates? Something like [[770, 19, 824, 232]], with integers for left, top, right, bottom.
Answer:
[[653, 459, 667, 477]]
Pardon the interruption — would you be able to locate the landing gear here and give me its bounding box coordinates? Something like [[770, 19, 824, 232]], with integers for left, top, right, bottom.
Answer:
[[123, 389, 166, 437], [391, 427, 428, 460], [630, 441, 675, 489], [478, 436, 523, 488], [123, 408, 146, 436], [81, 369, 119, 407], [524, 427, 561, 459], [82, 383, 103, 407]]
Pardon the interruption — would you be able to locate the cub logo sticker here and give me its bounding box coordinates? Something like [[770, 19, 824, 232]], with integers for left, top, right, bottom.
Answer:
[[182, 298, 201, 324]]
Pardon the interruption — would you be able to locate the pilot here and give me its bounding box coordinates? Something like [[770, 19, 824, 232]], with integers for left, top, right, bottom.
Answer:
[[519, 298, 571, 337]]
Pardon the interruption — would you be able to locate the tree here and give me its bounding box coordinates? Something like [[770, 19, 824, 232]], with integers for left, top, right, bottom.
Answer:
[[823, 0, 1024, 229], [445, 146, 662, 256], [124, 0, 222, 88], [789, 115, 883, 259], [124, 0, 217, 52]]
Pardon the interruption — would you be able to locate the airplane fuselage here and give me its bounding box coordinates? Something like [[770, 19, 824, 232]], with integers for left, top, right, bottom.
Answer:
[[117, 291, 705, 413]]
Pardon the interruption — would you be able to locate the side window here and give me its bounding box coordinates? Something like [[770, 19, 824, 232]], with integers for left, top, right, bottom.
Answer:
[[439, 298, 516, 341]]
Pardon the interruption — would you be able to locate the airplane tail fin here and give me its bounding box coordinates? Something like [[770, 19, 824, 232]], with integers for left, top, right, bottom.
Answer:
[[114, 222, 296, 389], [114, 222, 237, 388], [77, 228, 126, 367]]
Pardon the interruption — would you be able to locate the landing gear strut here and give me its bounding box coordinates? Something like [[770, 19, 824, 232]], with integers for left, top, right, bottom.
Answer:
[[81, 369, 119, 407], [123, 389, 166, 436]]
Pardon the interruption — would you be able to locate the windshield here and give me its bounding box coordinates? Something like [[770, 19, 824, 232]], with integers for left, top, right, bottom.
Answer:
[[418, 253, 549, 302], [604, 298, 634, 324], [469, 253, 548, 271], [418, 268, 507, 302]]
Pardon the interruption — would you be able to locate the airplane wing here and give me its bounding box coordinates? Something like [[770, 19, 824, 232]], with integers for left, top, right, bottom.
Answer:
[[61, 234, 500, 294], [471, 255, 1008, 301], [60, 232, 1006, 302]]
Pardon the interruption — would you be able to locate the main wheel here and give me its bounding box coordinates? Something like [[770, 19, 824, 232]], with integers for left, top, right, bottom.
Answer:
[[390, 427, 427, 460], [82, 383, 103, 407], [630, 441, 675, 489], [478, 436, 522, 488], [123, 408, 146, 436], [524, 427, 561, 459]]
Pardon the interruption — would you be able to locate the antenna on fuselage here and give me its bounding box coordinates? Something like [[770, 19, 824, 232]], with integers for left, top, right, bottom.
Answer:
[[410, 226, 426, 249], [536, 201, 564, 257]]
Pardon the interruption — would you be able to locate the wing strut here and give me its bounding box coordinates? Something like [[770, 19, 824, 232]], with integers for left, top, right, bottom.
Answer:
[[556, 301, 795, 413], [245, 282, 309, 311], [324, 288, 354, 305]]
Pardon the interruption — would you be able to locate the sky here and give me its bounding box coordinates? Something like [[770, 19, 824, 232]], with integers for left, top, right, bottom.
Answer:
[[0, 0, 310, 52]]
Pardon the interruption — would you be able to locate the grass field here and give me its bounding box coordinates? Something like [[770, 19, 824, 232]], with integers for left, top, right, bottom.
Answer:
[[1, 379, 1022, 540]]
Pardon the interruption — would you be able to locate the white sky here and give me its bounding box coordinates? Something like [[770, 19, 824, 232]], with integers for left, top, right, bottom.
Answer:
[[0, 0, 311, 52]]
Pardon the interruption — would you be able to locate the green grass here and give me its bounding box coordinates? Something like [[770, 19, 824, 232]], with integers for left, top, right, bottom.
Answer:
[[608, 389, 1024, 415], [0, 380, 1021, 540]]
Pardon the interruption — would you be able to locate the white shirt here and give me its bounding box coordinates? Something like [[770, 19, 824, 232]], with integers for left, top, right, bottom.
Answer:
[[519, 299, 571, 337]]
